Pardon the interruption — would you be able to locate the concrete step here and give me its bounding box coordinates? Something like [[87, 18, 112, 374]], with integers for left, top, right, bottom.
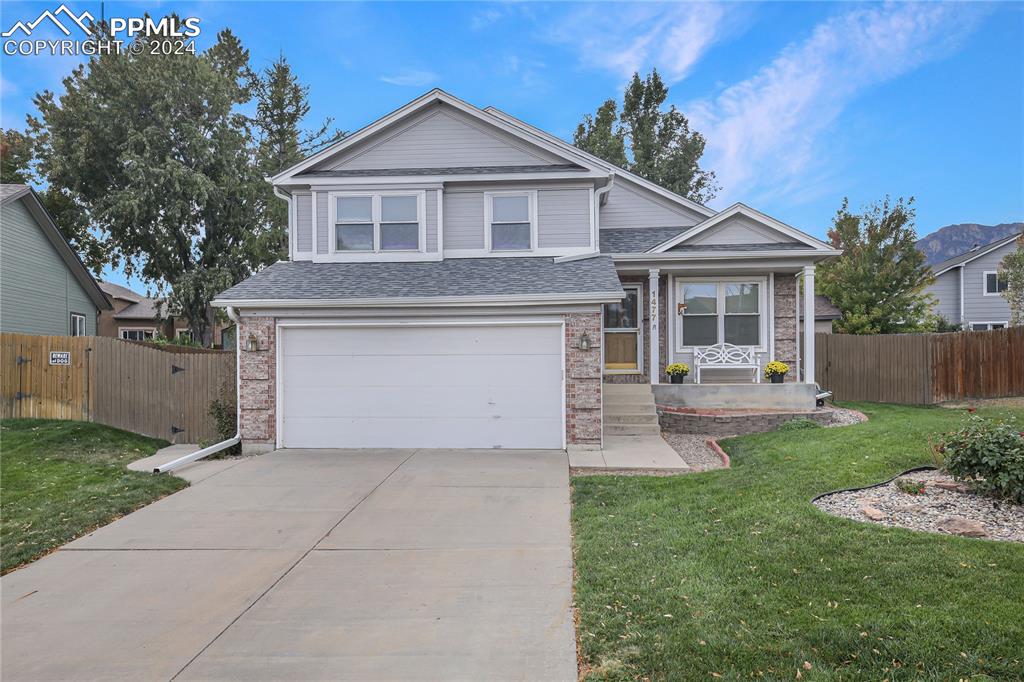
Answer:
[[603, 422, 662, 436], [603, 398, 657, 411], [602, 383, 655, 395], [605, 413, 660, 425]]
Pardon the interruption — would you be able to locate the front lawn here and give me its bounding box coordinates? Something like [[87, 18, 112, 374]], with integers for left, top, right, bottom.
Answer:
[[1, 419, 187, 573], [573, 404, 1024, 680]]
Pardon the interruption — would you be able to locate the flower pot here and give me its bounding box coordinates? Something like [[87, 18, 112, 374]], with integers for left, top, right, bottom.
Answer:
[[770, 373, 785, 384], [669, 374, 686, 384]]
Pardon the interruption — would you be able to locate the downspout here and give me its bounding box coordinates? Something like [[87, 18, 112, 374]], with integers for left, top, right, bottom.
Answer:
[[155, 305, 242, 473], [959, 265, 965, 326], [594, 173, 615, 231]]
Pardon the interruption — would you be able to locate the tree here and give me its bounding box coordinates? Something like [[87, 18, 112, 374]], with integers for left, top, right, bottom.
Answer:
[[1, 129, 33, 184], [29, 23, 273, 344], [1000, 233, 1024, 326], [818, 197, 936, 334], [573, 69, 718, 204], [249, 54, 342, 258]]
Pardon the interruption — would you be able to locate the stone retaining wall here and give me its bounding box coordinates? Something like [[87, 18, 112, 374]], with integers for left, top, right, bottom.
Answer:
[[658, 406, 832, 437]]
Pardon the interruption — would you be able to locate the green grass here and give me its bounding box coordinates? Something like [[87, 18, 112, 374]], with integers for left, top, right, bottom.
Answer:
[[1, 419, 187, 574], [572, 404, 1024, 681]]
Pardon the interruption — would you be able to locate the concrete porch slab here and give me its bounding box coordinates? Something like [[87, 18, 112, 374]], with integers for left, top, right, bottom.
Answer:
[[569, 435, 691, 471], [654, 382, 817, 410]]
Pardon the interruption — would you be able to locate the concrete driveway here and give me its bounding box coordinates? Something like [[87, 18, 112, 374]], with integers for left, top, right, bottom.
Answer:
[[1, 449, 576, 681]]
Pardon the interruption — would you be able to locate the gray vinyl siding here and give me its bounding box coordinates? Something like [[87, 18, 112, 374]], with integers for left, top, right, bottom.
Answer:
[[425, 190, 438, 252], [443, 191, 485, 250], [295, 193, 313, 255], [325, 107, 558, 171], [537, 188, 591, 248], [925, 269, 961, 323], [316, 192, 329, 254], [686, 215, 779, 245], [0, 198, 97, 335], [961, 244, 1013, 324], [600, 180, 705, 229]]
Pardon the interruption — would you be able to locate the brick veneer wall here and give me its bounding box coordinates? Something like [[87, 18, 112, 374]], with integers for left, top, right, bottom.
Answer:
[[658, 407, 831, 436], [238, 315, 276, 452], [565, 311, 603, 447], [773, 275, 798, 382]]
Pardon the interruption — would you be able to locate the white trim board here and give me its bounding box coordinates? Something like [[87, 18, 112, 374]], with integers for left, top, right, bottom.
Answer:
[[214, 291, 627, 309], [648, 203, 834, 253]]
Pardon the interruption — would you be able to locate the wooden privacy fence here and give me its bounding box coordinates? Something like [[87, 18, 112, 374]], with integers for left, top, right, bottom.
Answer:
[[1, 333, 235, 443], [815, 327, 1024, 404]]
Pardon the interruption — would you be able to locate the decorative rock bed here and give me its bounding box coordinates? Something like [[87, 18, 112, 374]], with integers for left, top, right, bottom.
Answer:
[[814, 469, 1024, 543], [658, 405, 866, 436]]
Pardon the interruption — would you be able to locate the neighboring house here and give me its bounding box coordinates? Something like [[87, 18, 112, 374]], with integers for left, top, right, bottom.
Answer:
[[98, 281, 229, 345], [0, 184, 111, 335], [800, 294, 843, 334], [925, 232, 1020, 330], [213, 90, 839, 454]]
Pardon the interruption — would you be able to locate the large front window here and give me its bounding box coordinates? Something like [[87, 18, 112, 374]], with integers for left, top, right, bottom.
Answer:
[[333, 193, 423, 253], [680, 281, 761, 347]]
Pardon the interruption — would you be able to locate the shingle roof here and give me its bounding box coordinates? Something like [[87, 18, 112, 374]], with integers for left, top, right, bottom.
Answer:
[[297, 164, 585, 177], [599, 227, 692, 253], [113, 298, 166, 320], [215, 256, 624, 302], [932, 232, 1022, 274], [99, 281, 144, 303], [800, 294, 843, 321], [0, 184, 30, 203]]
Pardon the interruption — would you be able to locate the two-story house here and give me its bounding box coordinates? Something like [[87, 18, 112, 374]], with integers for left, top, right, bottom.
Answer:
[[214, 90, 840, 454], [925, 232, 1020, 330], [0, 184, 111, 336]]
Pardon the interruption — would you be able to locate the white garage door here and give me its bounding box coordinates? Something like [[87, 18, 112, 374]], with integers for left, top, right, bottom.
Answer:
[[279, 324, 564, 449]]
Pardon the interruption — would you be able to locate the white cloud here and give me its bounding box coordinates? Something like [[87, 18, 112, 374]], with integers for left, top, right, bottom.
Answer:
[[547, 3, 730, 83], [687, 3, 990, 205], [379, 69, 439, 87]]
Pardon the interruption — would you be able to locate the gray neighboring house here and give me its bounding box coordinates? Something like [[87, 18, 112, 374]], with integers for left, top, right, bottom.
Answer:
[[925, 232, 1020, 330], [0, 184, 110, 336], [213, 90, 840, 454]]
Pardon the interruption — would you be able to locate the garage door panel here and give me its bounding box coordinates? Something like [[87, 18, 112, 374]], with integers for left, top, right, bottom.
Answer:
[[283, 326, 556, 357], [283, 416, 564, 449], [284, 386, 562, 419], [282, 354, 560, 388], [279, 324, 564, 450]]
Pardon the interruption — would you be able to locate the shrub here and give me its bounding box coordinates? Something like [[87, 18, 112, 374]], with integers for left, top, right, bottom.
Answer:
[[895, 477, 926, 495], [207, 378, 240, 456], [778, 418, 821, 432], [938, 415, 1024, 504]]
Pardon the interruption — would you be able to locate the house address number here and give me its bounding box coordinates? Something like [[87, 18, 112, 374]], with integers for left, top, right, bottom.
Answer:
[[49, 351, 71, 365]]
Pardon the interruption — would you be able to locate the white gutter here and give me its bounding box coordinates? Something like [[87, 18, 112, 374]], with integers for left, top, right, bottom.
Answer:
[[155, 306, 242, 474], [212, 290, 626, 309]]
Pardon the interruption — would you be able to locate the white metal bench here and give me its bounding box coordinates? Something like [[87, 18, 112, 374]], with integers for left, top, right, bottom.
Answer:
[[694, 343, 761, 383]]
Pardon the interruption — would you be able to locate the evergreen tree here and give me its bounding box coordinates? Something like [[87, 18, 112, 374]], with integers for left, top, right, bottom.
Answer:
[[818, 197, 936, 334], [573, 69, 718, 204], [999, 234, 1024, 326]]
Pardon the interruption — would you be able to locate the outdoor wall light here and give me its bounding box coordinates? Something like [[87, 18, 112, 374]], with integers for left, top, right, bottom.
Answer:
[[245, 333, 259, 352], [578, 331, 592, 351]]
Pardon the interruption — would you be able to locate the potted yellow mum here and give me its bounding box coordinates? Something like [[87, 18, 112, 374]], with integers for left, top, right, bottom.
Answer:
[[665, 363, 690, 384], [764, 360, 789, 383]]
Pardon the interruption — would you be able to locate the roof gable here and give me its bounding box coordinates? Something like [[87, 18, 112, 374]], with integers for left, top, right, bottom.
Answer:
[[0, 185, 111, 311], [650, 203, 833, 253], [932, 232, 1022, 275], [273, 90, 603, 184]]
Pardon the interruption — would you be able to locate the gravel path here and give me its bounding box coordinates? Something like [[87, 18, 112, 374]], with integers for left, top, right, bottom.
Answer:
[[661, 433, 725, 472], [815, 469, 1024, 543]]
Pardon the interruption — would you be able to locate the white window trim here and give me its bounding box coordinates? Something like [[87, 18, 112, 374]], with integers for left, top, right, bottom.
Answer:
[[968, 321, 1009, 331], [176, 329, 194, 342], [982, 270, 1008, 296], [484, 190, 538, 254], [673, 276, 768, 354], [119, 327, 157, 341], [603, 283, 643, 374], [70, 312, 86, 337], [327, 190, 428, 261]]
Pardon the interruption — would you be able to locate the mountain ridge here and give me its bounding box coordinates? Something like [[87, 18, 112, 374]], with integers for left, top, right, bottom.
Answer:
[[916, 222, 1022, 265]]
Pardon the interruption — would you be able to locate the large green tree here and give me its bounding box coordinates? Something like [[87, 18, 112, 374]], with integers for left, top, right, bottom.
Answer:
[[1, 129, 33, 184], [574, 69, 718, 203], [29, 25, 274, 344], [249, 54, 341, 258], [1000, 233, 1024, 326], [818, 197, 936, 334]]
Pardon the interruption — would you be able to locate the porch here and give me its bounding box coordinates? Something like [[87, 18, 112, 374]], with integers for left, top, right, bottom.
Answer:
[[602, 267, 820, 409]]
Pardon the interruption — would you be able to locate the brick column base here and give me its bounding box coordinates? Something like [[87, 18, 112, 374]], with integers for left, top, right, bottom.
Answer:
[[238, 316, 276, 453], [565, 312, 602, 448]]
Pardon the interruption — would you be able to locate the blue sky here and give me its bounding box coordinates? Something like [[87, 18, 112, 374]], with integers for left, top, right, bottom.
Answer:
[[1, 1, 1022, 292]]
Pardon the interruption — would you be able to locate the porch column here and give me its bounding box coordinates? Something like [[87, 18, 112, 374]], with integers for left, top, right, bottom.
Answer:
[[649, 268, 660, 384], [802, 265, 815, 384]]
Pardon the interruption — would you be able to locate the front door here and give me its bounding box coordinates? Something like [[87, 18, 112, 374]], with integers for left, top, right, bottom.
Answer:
[[604, 285, 641, 372]]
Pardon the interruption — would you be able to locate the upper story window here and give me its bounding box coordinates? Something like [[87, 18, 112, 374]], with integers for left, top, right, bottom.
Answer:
[[984, 271, 1008, 295], [486, 191, 535, 252], [678, 281, 762, 347], [333, 192, 423, 253]]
